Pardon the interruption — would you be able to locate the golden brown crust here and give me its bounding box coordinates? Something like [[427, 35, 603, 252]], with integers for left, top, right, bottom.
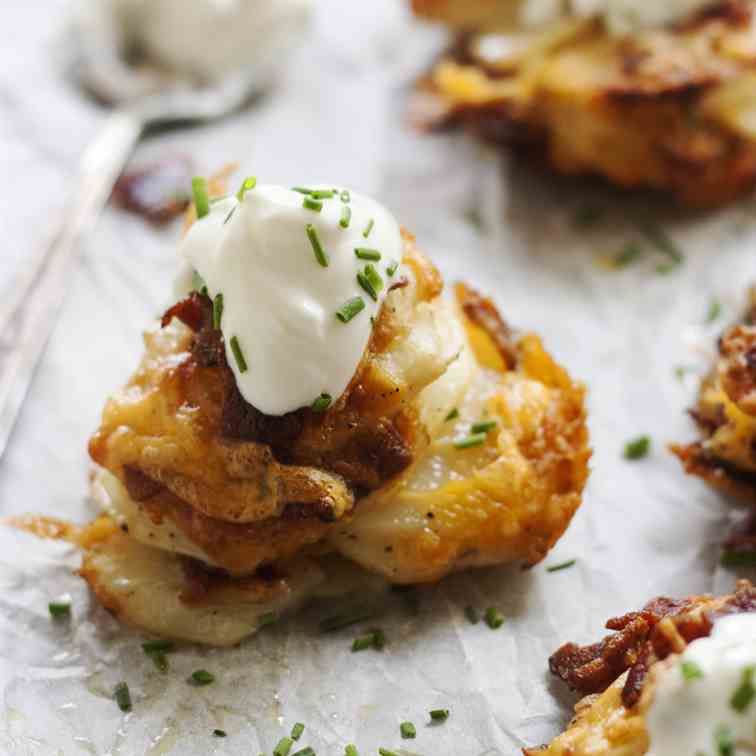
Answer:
[[413, 1, 756, 206]]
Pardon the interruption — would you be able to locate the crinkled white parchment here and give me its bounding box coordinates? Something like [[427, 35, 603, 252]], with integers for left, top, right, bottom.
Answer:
[[1, 1, 755, 754]]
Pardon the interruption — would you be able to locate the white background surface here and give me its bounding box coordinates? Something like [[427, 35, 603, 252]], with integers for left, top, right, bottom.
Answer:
[[1, 1, 755, 754]]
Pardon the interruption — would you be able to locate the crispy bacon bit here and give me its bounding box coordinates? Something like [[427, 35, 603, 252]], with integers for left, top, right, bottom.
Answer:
[[161, 292, 210, 332], [549, 581, 755, 708], [718, 324, 756, 415]]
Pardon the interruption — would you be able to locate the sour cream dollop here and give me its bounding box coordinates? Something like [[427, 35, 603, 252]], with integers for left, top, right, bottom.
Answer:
[[646, 612, 756, 756], [180, 184, 405, 416]]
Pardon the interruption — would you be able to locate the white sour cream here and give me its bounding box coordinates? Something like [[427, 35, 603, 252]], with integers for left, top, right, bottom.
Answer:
[[110, 0, 312, 82], [646, 612, 756, 756], [180, 184, 405, 416]]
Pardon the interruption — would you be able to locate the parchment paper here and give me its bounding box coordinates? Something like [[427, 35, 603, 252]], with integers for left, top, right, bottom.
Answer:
[[1, 2, 755, 754]]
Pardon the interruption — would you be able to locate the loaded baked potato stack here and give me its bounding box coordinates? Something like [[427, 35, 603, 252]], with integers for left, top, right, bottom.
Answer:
[[34, 173, 589, 645]]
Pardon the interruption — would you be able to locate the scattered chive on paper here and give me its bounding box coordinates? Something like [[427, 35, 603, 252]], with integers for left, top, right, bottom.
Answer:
[[386, 260, 399, 277], [310, 189, 334, 199], [48, 600, 71, 618], [291, 722, 305, 741], [311, 393, 332, 413], [445, 408, 459, 422], [290, 748, 315, 756], [340, 205, 352, 229], [306, 224, 329, 267], [730, 666, 755, 712], [624, 435, 651, 460], [484, 607, 504, 630], [471, 419, 497, 434], [363, 218, 374, 238], [706, 299, 722, 323], [400, 721, 416, 739], [213, 293, 224, 330], [680, 660, 704, 682], [192, 177, 210, 219], [335, 296, 365, 324], [229, 336, 248, 373], [354, 248, 381, 261], [114, 681, 132, 712], [430, 708, 450, 723], [236, 176, 257, 201], [303, 196, 323, 213], [274, 736, 294, 756], [213, 729, 227, 738], [344, 745, 359, 756], [547, 559, 576, 573], [465, 605, 480, 624], [454, 433, 487, 450], [189, 669, 215, 686]]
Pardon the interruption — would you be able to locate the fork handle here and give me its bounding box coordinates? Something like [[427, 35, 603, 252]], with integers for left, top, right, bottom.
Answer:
[[0, 109, 143, 459]]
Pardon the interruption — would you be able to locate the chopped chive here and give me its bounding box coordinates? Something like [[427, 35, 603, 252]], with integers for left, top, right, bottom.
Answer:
[[638, 220, 683, 264], [48, 601, 71, 618], [114, 682, 132, 712], [306, 224, 329, 267], [340, 205, 352, 228], [680, 660, 704, 682], [445, 408, 459, 422], [386, 260, 399, 277], [344, 746, 359, 756], [229, 336, 248, 373], [430, 709, 450, 723], [357, 271, 379, 301], [351, 632, 376, 652], [400, 722, 416, 739], [192, 177, 210, 219], [378, 750, 398, 756], [372, 628, 386, 650], [706, 299, 722, 323], [547, 559, 576, 572], [464, 605, 479, 624], [142, 639, 174, 653], [274, 737, 294, 756], [656, 262, 677, 275], [319, 608, 376, 633], [454, 433, 487, 450], [192, 270, 208, 296], [335, 297, 365, 323], [354, 248, 381, 261], [614, 242, 641, 268], [236, 176, 257, 201], [290, 748, 315, 756], [303, 196, 323, 212], [213, 293, 224, 330], [484, 607, 504, 629], [311, 393, 332, 413], [715, 724, 734, 756], [292, 186, 314, 195], [224, 206, 236, 225], [291, 722, 305, 741], [258, 611, 278, 627], [721, 549, 756, 567], [471, 419, 497, 434], [624, 435, 650, 460], [730, 666, 755, 712], [362, 218, 374, 238], [213, 729, 227, 738], [358, 263, 383, 300], [147, 651, 169, 673], [310, 189, 334, 199], [189, 669, 215, 686], [340, 190, 351, 203]]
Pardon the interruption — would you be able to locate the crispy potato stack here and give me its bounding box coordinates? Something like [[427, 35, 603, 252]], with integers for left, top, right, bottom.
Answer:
[[413, 0, 756, 206]]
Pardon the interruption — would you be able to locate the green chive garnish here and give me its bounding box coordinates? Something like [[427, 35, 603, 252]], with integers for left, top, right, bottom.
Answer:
[[344, 746, 359, 756], [430, 709, 450, 723], [336, 297, 365, 323], [213, 729, 227, 738], [362, 218, 374, 238], [274, 736, 294, 756], [306, 224, 329, 267], [613, 242, 641, 268], [292, 186, 314, 195], [715, 724, 734, 756], [258, 611, 278, 627], [189, 669, 215, 686], [445, 408, 459, 422], [547, 559, 576, 573], [355, 248, 381, 261], [464, 605, 479, 624], [291, 722, 305, 741], [706, 299, 722, 323], [357, 273, 377, 301], [471, 420, 497, 434], [229, 336, 248, 373], [340, 190, 351, 203], [357, 264, 383, 301], [213, 293, 223, 330], [148, 651, 169, 673], [340, 205, 352, 229], [290, 748, 315, 756], [484, 607, 504, 629], [236, 176, 257, 201], [624, 435, 651, 460], [386, 260, 399, 277], [730, 666, 755, 712], [638, 220, 683, 265], [114, 682, 132, 712], [454, 433, 487, 450], [351, 629, 385, 652], [303, 196, 323, 212], [400, 722, 416, 739], [48, 601, 71, 618], [142, 639, 174, 653], [378, 749, 398, 756], [192, 270, 208, 296], [680, 660, 704, 682], [310, 189, 334, 199], [192, 177, 210, 219], [311, 393, 332, 413]]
